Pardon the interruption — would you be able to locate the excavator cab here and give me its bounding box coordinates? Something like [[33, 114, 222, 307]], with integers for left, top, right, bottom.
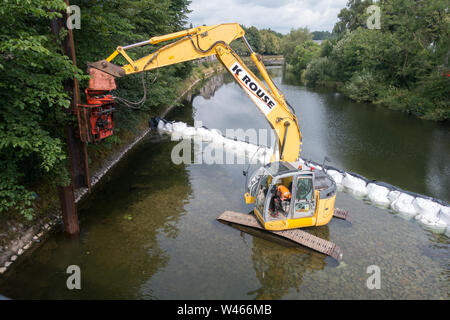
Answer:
[[246, 161, 336, 231]]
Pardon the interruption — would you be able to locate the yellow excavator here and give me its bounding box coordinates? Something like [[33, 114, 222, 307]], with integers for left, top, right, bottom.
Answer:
[[85, 23, 341, 243]]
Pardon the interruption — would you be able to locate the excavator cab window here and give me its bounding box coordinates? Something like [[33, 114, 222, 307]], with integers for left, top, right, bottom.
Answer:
[[296, 178, 313, 200], [255, 172, 272, 215], [265, 176, 292, 221], [292, 174, 315, 218]]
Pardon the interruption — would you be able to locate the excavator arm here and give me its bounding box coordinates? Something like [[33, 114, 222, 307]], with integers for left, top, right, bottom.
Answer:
[[88, 23, 302, 162]]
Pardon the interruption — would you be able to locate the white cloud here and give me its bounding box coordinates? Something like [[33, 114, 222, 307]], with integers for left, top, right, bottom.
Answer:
[[188, 0, 348, 34]]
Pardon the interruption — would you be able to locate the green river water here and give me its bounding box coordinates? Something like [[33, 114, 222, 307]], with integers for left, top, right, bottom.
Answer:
[[0, 67, 448, 299]]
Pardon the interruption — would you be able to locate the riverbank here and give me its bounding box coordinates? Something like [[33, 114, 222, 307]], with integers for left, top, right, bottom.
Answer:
[[283, 61, 448, 123], [241, 55, 284, 66], [302, 75, 449, 122], [288, 51, 449, 122], [0, 60, 225, 275]]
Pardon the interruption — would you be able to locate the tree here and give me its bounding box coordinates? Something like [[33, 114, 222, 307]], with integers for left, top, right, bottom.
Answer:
[[311, 31, 332, 40], [304, 57, 336, 86], [260, 29, 281, 55], [232, 26, 283, 55], [230, 38, 248, 56], [245, 26, 264, 53], [0, 0, 81, 218], [0, 0, 193, 219], [333, 0, 374, 37], [291, 40, 321, 75], [306, 0, 449, 120], [280, 28, 311, 64], [320, 40, 333, 57]]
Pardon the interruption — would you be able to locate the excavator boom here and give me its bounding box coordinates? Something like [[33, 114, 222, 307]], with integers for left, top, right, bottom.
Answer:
[[87, 23, 302, 162]]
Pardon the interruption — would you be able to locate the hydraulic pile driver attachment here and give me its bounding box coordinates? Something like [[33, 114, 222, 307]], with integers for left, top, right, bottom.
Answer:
[[77, 68, 116, 143]]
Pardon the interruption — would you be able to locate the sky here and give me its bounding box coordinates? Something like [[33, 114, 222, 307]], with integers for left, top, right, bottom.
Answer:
[[187, 0, 349, 34]]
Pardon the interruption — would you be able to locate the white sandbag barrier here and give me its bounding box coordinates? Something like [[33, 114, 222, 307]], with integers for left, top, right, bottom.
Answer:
[[342, 174, 368, 198], [366, 183, 391, 208], [151, 118, 274, 165], [150, 118, 450, 237], [310, 160, 450, 236], [391, 193, 417, 219]]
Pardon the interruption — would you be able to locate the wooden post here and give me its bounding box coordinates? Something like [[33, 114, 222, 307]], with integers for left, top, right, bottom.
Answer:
[[51, 1, 90, 236], [58, 185, 79, 236]]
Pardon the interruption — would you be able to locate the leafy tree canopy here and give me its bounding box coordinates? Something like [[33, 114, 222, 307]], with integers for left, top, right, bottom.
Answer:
[[0, 0, 192, 219]]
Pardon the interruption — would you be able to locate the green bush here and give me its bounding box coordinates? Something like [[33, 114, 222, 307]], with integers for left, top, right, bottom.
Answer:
[[0, 0, 80, 219], [304, 57, 336, 87], [0, 0, 192, 219], [280, 28, 311, 65], [341, 71, 383, 102], [375, 73, 450, 121], [303, 0, 449, 121]]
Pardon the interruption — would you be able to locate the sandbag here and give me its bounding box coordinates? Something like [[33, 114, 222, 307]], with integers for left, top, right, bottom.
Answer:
[[164, 122, 173, 133], [223, 138, 236, 150], [347, 172, 369, 183], [438, 205, 450, 225], [391, 193, 417, 218], [235, 141, 248, 154], [245, 143, 259, 155], [416, 214, 447, 234], [388, 190, 402, 203], [324, 165, 346, 174], [171, 122, 187, 140], [157, 119, 165, 131], [172, 122, 187, 132], [366, 183, 391, 207], [196, 127, 212, 142], [412, 198, 441, 222], [342, 173, 368, 198], [182, 126, 196, 137], [210, 129, 225, 144], [327, 170, 343, 185]]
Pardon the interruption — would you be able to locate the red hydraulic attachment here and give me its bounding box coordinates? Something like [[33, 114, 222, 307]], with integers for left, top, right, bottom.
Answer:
[[77, 68, 116, 143]]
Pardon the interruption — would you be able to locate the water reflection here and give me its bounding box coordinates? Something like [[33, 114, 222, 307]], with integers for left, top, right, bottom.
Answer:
[[277, 70, 450, 201], [425, 127, 450, 201], [0, 124, 194, 300], [184, 74, 224, 103], [228, 224, 329, 299], [319, 91, 431, 193], [76, 138, 192, 299]]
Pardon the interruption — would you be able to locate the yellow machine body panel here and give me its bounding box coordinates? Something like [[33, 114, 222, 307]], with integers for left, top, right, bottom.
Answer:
[[244, 192, 255, 204], [118, 24, 245, 75], [314, 193, 336, 226], [252, 174, 337, 231], [253, 206, 315, 231], [253, 196, 334, 231]]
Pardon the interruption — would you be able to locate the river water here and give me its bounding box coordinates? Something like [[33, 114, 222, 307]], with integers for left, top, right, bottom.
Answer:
[[0, 67, 448, 299]]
